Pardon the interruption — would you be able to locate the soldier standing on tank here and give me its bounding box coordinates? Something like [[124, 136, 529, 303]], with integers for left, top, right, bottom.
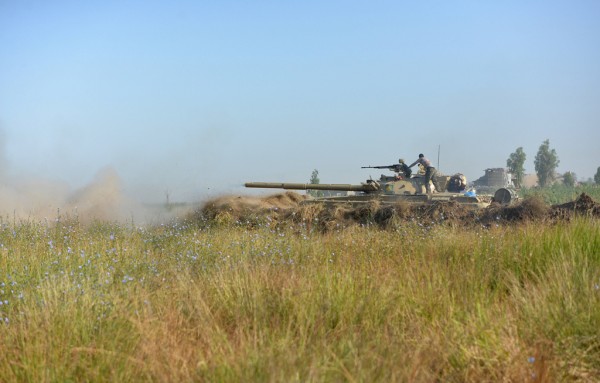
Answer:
[[408, 154, 440, 194]]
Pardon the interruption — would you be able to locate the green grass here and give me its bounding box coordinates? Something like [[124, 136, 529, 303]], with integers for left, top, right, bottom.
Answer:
[[0, 216, 598, 382], [519, 184, 600, 205]]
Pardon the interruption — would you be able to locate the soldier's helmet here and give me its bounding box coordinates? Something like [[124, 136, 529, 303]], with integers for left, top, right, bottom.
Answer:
[[398, 158, 405, 163]]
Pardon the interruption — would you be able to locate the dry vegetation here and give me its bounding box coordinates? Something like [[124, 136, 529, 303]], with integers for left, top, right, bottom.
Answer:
[[196, 191, 600, 232], [0, 192, 598, 382]]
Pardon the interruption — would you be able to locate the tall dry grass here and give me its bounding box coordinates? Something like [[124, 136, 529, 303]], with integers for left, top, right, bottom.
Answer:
[[0, 216, 598, 382]]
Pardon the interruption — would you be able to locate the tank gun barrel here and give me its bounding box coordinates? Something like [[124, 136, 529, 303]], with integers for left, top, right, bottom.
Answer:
[[244, 182, 379, 192]]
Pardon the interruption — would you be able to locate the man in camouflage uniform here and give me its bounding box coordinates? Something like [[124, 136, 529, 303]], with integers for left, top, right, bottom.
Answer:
[[408, 153, 440, 194]]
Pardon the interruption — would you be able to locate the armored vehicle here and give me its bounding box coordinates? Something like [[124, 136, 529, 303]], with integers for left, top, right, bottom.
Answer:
[[472, 168, 516, 193], [246, 165, 515, 209]]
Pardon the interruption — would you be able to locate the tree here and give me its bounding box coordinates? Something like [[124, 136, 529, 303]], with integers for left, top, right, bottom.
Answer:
[[595, 167, 600, 185], [563, 171, 576, 187], [506, 147, 526, 187], [308, 169, 322, 197], [534, 139, 559, 187]]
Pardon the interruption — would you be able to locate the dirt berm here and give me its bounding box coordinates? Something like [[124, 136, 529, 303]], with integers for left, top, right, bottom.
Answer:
[[189, 192, 600, 231]]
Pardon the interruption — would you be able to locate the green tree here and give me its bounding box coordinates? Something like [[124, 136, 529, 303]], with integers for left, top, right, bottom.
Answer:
[[563, 171, 576, 187], [595, 167, 600, 185], [506, 147, 526, 187], [308, 169, 322, 197], [534, 139, 559, 187]]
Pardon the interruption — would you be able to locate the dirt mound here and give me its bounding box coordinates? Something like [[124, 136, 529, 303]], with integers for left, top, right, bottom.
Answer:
[[187, 192, 600, 230], [549, 193, 600, 221], [480, 196, 549, 224], [188, 191, 306, 225], [411, 200, 477, 223], [554, 193, 599, 214]]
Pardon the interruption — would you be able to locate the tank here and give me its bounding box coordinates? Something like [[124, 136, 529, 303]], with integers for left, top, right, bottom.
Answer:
[[245, 169, 516, 209]]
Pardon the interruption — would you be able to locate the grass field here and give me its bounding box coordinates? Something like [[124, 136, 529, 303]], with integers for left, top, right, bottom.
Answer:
[[519, 184, 600, 205], [0, 211, 598, 382]]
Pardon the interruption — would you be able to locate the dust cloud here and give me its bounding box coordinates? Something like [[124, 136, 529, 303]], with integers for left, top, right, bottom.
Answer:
[[64, 167, 144, 223], [0, 127, 199, 225], [0, 163, 184, 225], [1, 166, 143, 224]]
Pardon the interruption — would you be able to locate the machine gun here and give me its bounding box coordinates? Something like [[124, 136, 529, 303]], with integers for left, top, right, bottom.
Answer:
[[362, 164, 397, 170], [362, 164, 412, 178]]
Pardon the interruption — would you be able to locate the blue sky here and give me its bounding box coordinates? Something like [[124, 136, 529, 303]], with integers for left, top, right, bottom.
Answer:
[[1, 0, 599, 204]]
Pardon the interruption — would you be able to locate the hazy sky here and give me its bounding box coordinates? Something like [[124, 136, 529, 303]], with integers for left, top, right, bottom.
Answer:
[[1, 0, 599, 204]]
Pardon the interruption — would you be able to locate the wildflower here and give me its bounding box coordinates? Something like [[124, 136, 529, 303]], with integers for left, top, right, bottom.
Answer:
[[528, 356, 535, 363]]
